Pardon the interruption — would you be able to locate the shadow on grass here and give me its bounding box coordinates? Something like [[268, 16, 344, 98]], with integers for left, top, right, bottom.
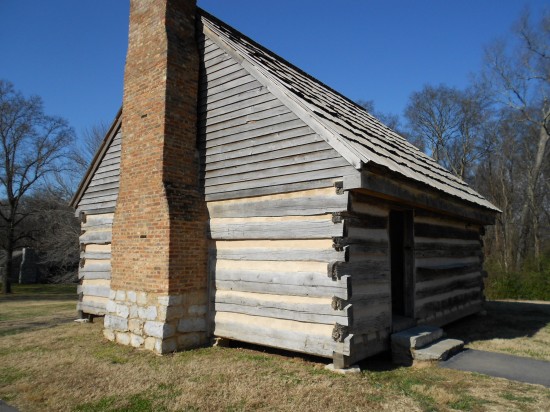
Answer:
[[0, 284, 77, 302], [445, 300, 550, 344]]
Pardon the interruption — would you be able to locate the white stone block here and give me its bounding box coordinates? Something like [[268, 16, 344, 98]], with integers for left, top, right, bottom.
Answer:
[[165, 305, 184, 320], [177, 333, 201, 348], [105, 300, 117, 314], [129, 304, 138, 319], [103, 328, 115, 341], [130, 334, 145, 348], [109, 290, 117, 300], [144, 337, 157, 351], [127, 290, 137, 303], [177, 317, 206, 333], [104, 315, 128, 332], [116, 303, 130, 319], [138, 305, 157, 321], [157, 295, 182, 306], [137, 292, 148, 306], [116, 332, 131, 345], [128, 318, 143, 334], [144, 321, 175, 338], [115, 290, 126, 301], [156, 337, 176, 354], [189, 305, 207, 316]]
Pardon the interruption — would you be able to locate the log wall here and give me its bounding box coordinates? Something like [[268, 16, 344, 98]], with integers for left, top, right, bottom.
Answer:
[[77, 213, 114, 315], [208, 188, 353, 358], [414, 211, 485, 325]]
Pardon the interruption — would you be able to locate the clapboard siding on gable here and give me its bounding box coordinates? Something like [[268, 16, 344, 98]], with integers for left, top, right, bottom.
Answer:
[[198, 33, 357, 202], [76, 128, 121, 214]]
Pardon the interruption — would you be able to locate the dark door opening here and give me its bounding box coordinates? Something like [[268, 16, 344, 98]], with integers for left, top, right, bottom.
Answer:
[[389, 210, 414, 318]]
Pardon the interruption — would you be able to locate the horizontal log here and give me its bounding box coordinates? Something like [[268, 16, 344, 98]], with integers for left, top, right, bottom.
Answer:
[[414, 223, 480, 241], [330, 260, 389, 282], [415, 290, 482, 319], [209, 217, 343, 240], [215, 267, 348, 294], [78, 270, 111, 280], [82, 216, 114, 229], [77, 301, 107, 315], [416, 276, 482, 300], [418, 301, 483, 327], [80, 231, 112, 245], [80, 251, 111, 260], [350, 308, 391, 335], [416, 263, 482, 282], [339, 212, 388, 230], [77, 284, 110, 298], [207, 191, 347, 218], [214, 312, 342, 358], [204, 166, 354, 196], [213, 246, 344, 262]]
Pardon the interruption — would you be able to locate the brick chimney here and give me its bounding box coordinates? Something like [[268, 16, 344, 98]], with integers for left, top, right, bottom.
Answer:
[[105, 0, 209, 354]]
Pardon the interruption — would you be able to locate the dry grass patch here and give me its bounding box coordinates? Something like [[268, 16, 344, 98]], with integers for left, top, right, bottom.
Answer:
[[445, 300, 550, 361], [1, 286, 549, 411]]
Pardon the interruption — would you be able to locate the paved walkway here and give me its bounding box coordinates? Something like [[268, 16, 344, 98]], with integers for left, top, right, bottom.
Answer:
[[0, 400, 18, 412], [440, 349, 550, 387]]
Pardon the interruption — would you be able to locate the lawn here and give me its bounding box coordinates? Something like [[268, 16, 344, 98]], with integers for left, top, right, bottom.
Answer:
[[1, 285, 549, 411]]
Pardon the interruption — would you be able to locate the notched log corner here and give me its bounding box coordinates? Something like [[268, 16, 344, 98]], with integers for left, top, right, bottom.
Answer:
[[334, 181, 344, 195], [327, 260, 340, 281], [331, 296, 347, 311], [332, 323, 349, 342]]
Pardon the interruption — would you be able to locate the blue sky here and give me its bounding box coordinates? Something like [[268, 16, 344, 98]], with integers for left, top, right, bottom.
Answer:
[[1, 0, 547, 141]]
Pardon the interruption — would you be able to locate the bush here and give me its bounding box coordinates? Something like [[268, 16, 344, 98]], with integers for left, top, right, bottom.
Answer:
[[485, 254, 550, 301]]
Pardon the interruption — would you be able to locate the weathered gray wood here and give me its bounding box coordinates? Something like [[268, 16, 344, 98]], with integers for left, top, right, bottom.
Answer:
[[416, 276, 482, 300], [415, 223, 480, 241], [202, 73, 257, 100], [416, 290, 483, 319], [83, 181, 119, 195], [201, 60, 242, 83], [81, 251, 111, 260], [204, 179, 339, 202], [77, 301, 107, 315], [77, 284, 110, 298], [200, 92, 276, 123], [342, 212, 388, 230], [215, 276, 348, 299], [78, 200, 117, 212], [78, 270, 111, 280], [80, 231, 112, 244], [416, 263, 482, 282], [206, 157, 348, 187], [199, 84, 268, 112], [213, 247, 345, 262], [330, 260, 389, 281], [82, 216, 114, 228], [76, 206, 116, 217], [206, 150, 340, 180], [209, 218, 343, 240], [214, 317, 338, 358], [87, 175, 120, 188], [204, 166, 353, 195], [216, 268, 347, 289], [205, 140, 330, 173], [91, 169, 120, 180], [204, 112, 301, 143], [202, 106, 291, 136], [414, 246, 483, 259], [350, 310, 391, 335], [208, 194, 347, 219], [204, 127, 318, 158], [78, 194, 118, 207]]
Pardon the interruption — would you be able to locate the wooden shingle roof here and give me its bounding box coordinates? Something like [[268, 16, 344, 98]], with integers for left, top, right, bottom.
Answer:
[[199, 9, 499, 213]]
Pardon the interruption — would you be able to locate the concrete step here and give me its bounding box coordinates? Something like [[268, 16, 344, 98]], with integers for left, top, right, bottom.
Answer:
[[412, 338, 464, 362], [391, 325, 444, 350]]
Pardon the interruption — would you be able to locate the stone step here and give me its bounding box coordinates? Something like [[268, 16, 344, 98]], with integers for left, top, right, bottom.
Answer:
[[391, 325, 444, 350], [412, 338, 464, 362]]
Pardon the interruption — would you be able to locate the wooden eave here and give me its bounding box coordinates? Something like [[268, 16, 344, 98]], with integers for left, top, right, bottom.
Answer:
[[69, 108, 122, 209]]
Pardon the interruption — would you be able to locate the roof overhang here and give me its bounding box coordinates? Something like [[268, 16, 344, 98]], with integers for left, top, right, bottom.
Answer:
[[343, 165, 499, 225]]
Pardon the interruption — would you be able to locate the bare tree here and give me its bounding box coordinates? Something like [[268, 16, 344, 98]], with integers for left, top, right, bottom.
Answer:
[[0, 80, 74, 293], [404, 85, 492, 181], [481, 10, 550, 268]]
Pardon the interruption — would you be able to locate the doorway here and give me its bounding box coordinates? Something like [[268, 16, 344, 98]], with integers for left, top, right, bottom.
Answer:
[[389, 210, 414, 320]]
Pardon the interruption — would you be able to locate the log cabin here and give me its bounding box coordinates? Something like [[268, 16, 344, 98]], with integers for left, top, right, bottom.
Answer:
[[70, 0, 499, 367]]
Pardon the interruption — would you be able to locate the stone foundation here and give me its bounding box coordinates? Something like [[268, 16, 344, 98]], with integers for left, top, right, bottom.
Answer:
[[103, 289, 208, 354]]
